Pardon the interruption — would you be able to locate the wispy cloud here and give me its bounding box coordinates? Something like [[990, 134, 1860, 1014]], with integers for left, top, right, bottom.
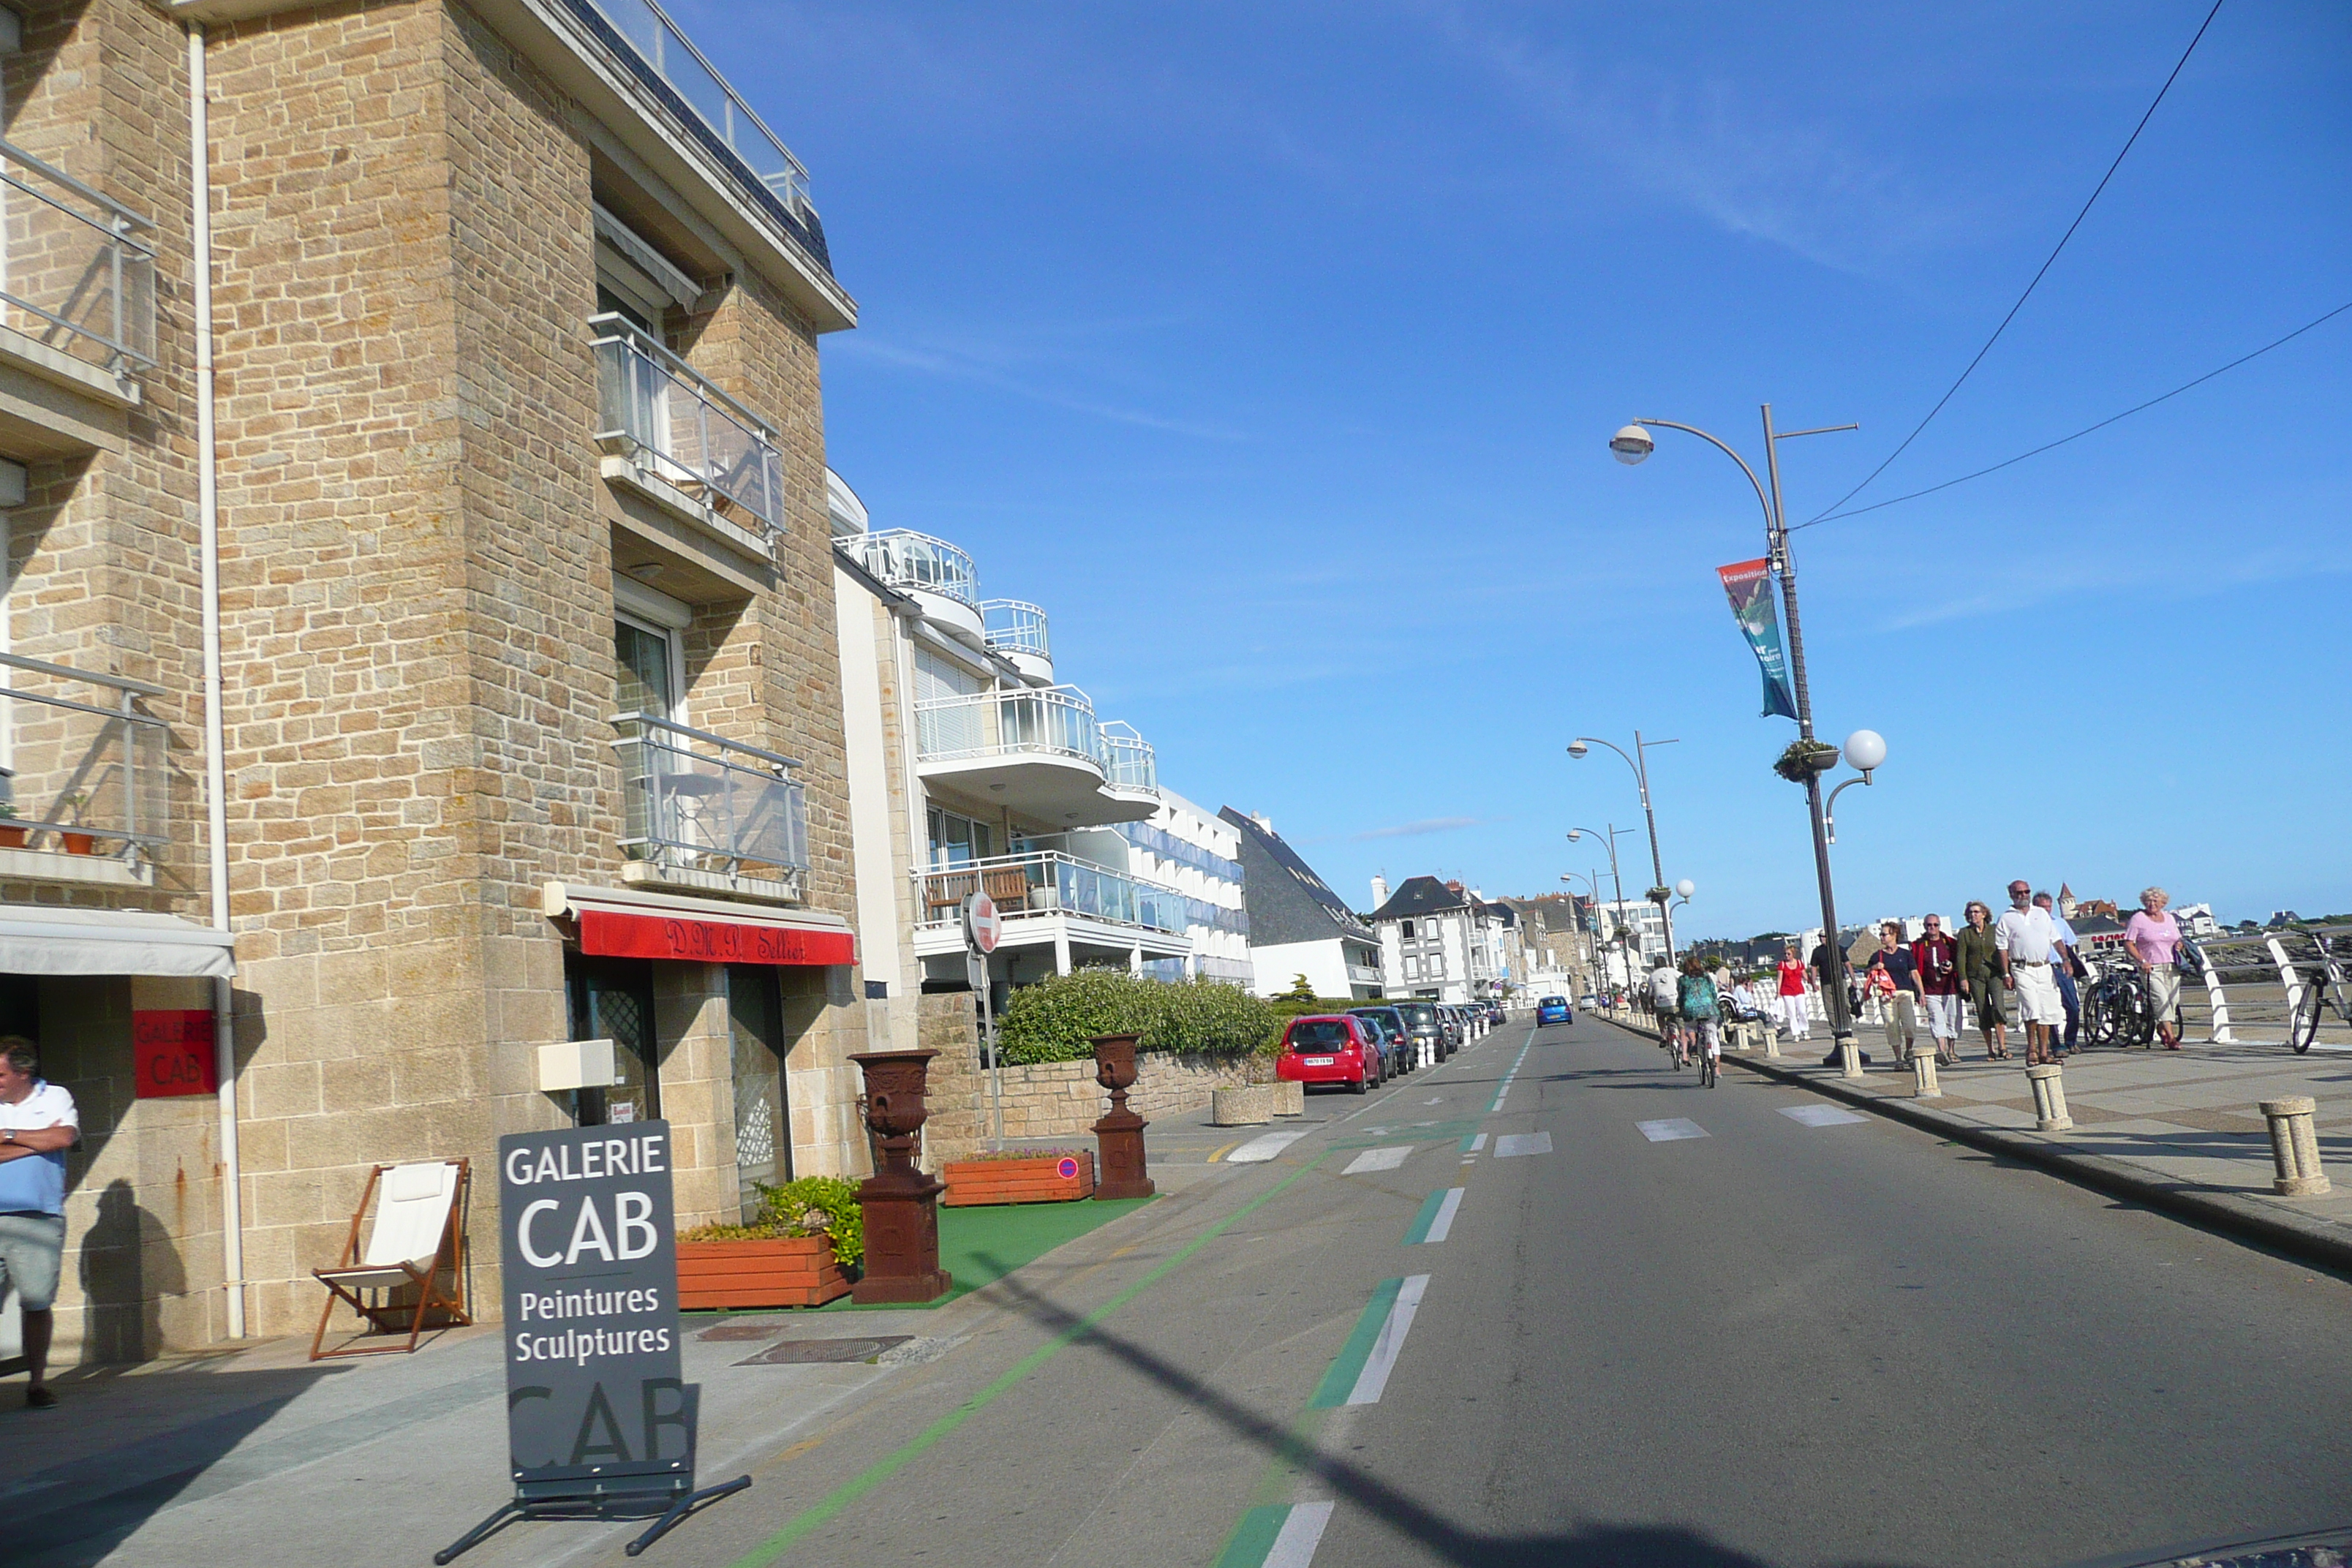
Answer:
[[1352, 815, 1484, 841], [834, 333, 1244, 441]]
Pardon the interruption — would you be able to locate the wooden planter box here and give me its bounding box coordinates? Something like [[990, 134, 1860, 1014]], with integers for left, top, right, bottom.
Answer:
[[676, 1235, 851, 1310], [941, 1151, 1096, 1207]]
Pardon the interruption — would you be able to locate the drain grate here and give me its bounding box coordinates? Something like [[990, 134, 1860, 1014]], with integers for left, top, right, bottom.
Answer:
[[736, 1336, 914, 1366]]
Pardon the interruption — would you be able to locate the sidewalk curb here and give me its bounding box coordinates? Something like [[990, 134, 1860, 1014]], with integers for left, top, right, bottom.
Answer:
[[1595, 1013, 2352, 1277]]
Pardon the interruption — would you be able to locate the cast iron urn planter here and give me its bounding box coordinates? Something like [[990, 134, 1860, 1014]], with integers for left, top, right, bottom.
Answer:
[[1089, 1033, 1156, 1201], [848, 1048, 953, 1304]]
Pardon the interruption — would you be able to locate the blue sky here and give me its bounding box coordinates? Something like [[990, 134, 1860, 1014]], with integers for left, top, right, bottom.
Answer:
[[690, 1, 2350, 936]]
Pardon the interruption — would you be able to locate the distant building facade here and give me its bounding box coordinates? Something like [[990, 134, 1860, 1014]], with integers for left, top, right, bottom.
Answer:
[[1221, 809, 1380, 1000]]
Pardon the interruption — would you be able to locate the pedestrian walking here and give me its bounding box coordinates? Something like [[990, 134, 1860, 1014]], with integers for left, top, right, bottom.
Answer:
[[0, 1036, 77, 1409], [2036, 892, 2084, 1055], [1912, 913, 1964, 1066], [1774, 943, 1812, 1043], [1956, 900, 2010, 1060], [2125, 886, 2187, 1051], [1869, 921, 1923, 1061], [1996, 880, 2065, 1066]]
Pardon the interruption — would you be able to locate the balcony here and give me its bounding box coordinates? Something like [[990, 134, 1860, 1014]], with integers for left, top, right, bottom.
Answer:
[[0, 138, 156, 455], [0, 652, 168, 889], [592, 313, 783, 562], [981, 599, 1052, 682], [914, 851, 1193, 971], [1098, 722, 1158, 800], [612, 712, 807, 903], [851, 529, 983, 640]]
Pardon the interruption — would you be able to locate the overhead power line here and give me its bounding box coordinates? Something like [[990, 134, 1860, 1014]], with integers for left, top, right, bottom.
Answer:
[[1809, 0, 2228, 523], [1793, 298, 2352, 529]]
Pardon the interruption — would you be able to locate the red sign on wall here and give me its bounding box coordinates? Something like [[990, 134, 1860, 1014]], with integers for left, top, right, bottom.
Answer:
[[132, 1010, 219, 1099], [578, 908, 856, 968]]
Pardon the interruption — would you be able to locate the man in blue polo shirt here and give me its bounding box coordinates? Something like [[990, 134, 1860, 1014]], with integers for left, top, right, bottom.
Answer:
[[0, 1036, 78, 1409]]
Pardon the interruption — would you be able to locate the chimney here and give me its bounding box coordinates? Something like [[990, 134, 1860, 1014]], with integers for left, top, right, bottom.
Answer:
[[1252, 812, 1274, 832], [1445, 879, 1465, 895], [1370, 875, 1390, 907]]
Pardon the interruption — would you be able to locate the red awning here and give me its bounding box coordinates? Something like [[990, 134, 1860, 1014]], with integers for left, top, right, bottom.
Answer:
[[543, 881, 857, 968]]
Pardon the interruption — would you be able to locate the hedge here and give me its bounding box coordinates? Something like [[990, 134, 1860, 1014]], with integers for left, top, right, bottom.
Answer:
[[676, 1175, 864, 1270], [997, 968, 1284, 1065]]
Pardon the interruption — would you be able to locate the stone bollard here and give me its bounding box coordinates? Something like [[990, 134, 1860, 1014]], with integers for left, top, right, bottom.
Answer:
[[1837, 1037, 1864, 1079], [1762, 1025, 1782, 1059], [2026, 1063, 2072, 1131], [1273, 1080, 1305, 1117], [1911, 1047, 1941, 1098], [2259, 1096, 2330, 1196], [1212, 1085, 1277, 1126]]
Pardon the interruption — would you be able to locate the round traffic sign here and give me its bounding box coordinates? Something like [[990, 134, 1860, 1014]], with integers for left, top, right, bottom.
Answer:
[[965, 892, 1002, 954]]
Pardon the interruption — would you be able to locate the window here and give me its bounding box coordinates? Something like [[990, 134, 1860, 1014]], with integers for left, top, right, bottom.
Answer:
[[1401, 920, 1415, 939], [615, 614, 682, 723], [927, 807, 995, 869]]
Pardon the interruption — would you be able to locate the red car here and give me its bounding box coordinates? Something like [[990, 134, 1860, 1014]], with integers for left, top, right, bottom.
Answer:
[[1276, 1014, 1382, 1094]]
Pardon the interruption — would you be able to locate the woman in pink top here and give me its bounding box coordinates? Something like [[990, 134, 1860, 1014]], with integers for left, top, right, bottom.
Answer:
[[2125, 886, 2185, 1050]]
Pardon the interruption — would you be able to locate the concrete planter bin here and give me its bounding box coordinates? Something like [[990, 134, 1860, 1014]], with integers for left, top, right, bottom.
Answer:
[[1213, 1085, 1280, 1126]]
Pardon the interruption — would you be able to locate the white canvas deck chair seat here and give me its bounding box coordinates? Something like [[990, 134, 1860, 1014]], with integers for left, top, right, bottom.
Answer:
[[310, 1158, 471, 1360]]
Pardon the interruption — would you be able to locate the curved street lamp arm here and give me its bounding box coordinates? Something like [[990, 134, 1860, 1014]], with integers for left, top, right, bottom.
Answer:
[[1823, 774, 1874, 845], [1632, 419, 1777, 540]]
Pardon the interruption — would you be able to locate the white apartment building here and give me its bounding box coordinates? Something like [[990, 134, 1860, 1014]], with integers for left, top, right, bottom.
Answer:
[[1594, 899, 1670, 987], [1104, 795, 1251, 986], [1369, 876, 1507, 1002]]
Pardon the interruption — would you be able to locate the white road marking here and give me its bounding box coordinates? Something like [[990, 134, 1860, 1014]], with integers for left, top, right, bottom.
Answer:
[[1487, 1033, 1535, 1114], [1342, 1145, 1413, 1175], [1423, 1097, 1444, 1105], [1267, 1500, 1335, 1567], [1779, 1105, 1869, 1128], [1346, 1274, 1430, 1405], [1422, 1188, 1463, 1243], [1493, 1131, 1553, 1158], [1635, 1117, 1708, 1142], [1226, 1129, 1313, 1164], [1465, 1133, 1487, 1153]]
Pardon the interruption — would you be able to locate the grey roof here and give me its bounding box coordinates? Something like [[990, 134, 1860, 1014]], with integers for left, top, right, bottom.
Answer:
[[1219, 808, 1375, 947], [1368, 875, 1470, 923]]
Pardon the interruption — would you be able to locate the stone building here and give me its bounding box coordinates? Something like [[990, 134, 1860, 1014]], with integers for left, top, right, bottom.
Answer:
[[0, 0, 872, 1362]]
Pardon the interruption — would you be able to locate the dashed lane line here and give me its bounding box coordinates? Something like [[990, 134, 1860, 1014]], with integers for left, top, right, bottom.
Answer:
[[1214, 1501, 1335, 1568], [1460, 1132, 1487, 1154], [1486, 1028, 1537, 1114], [1403, 1187, 1463, 1245]]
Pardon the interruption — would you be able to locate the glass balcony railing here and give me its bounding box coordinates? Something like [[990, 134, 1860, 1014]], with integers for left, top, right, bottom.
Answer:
[[853, 529, 979, 608], [612, 712, 807, 880], [1099, 722, 1157, 793], [981, 600, 1049, 658], [916, 684, 1101, 768], [918, 851, 1188, 935], [579, 0, 815, 222], [0, 138, 155, 380], [0, 652, 167, 864], [592, 313, 783, 538]]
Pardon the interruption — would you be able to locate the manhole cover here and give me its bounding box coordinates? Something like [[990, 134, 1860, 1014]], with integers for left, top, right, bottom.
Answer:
[[696, 1323, 788, 1341], [736, 1336, 913, 1366]]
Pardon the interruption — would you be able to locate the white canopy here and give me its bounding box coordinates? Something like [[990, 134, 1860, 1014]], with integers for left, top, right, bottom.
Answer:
[[0, 907, 237, 979]]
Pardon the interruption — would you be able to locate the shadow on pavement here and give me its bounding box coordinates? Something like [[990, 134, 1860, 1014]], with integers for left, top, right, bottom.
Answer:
[[976, 1261, 1904, 1568]]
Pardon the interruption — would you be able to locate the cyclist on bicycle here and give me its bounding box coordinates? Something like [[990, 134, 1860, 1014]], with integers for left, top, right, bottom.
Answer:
[[1649, 960, 1684, 1066], [1678, 955, 1723, 1088]]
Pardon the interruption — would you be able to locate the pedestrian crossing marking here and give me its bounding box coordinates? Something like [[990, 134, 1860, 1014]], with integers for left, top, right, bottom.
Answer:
[[1493, 1131, 1552, 1158], [1342, 1145, 1413, 1175], [1779, 1105, 1869, 1128], [1226, 1128, 1313, 1164], [1635, 1117, 1708, 1142]]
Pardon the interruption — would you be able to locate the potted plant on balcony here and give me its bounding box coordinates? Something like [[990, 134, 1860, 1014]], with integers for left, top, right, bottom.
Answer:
[[941, 1145, 1096, 1206], [58, 794, 94, 856], [0, 804, 23, 851], [675, 1175, 862, 1310]]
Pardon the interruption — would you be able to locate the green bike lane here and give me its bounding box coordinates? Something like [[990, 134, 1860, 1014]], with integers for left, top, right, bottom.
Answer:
[[636, 1019, 1542, 1568]]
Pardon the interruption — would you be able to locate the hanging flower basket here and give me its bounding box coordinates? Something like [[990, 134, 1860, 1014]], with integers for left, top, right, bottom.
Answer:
[[1772, 739, 1841, 784]]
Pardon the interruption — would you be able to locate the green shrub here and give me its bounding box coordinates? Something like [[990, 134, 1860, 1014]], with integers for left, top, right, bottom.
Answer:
[[996, 968, 1283, 1064], [678, 1174, 864, 1270]]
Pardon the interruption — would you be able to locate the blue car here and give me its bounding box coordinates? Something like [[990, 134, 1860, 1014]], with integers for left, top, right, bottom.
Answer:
[[1536, 995, 1572, 1027]]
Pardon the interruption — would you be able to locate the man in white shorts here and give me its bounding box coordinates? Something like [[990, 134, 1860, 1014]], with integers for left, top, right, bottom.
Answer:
[[0, 1035, 78, 1409], [1994, 881, 2064, 1066]]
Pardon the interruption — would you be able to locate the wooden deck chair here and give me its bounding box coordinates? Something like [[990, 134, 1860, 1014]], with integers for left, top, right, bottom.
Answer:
[[309, 1158, 471, 1361]]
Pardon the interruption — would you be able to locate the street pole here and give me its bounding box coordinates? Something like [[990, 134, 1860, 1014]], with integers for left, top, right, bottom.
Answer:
[[1632, 728, 1676, 964], [1760, 402, 1855, 1071]]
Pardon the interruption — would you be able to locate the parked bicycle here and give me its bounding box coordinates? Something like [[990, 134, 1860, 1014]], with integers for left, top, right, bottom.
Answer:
[[2081, 960, 2157, 1049], [2289, 930, 2351, 1056]]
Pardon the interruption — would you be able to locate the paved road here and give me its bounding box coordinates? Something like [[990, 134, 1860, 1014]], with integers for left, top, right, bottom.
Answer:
[[518, 1017, 2352, 1568]]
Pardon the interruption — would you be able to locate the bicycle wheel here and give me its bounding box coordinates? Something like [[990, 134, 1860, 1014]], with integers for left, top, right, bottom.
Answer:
[[2288, 974, 2327, 1055]]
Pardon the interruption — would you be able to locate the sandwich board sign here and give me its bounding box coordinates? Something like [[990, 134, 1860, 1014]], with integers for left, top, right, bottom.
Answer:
[[435, 1120, 747, 1562]]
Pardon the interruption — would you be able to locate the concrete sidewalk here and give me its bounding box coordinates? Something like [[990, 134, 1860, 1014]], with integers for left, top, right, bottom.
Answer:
[[1605, 1006, 2352, 1270]]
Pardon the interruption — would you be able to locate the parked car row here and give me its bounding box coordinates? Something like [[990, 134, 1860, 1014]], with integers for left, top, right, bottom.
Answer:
[[1274, 998, 1504, 1094]]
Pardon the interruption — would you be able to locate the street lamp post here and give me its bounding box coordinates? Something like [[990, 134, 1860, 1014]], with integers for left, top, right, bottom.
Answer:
[[1558, 870, 1607, 999], [1568, 732, 1681, 962], [1567, 825, 1643, 993], [1608, 406, 1866, 1068]]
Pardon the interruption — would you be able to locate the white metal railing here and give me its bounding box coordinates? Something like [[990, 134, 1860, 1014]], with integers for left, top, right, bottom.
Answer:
[[581, 0, 816, 222], [1099, 721, 1156, 794], [916, 685, 1099, 768], [0, 138, 155, 378], [0, 652, 167, 862], [918, 850, 1187, 935], [612, 712, 807, 879], [592, 313, 783, 537], [981, 600, 1049, 657], [853, 529, 979, 606]]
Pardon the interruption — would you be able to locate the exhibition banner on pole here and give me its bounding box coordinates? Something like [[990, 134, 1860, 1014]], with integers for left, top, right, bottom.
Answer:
[[1716, 558, 1798, 720]]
